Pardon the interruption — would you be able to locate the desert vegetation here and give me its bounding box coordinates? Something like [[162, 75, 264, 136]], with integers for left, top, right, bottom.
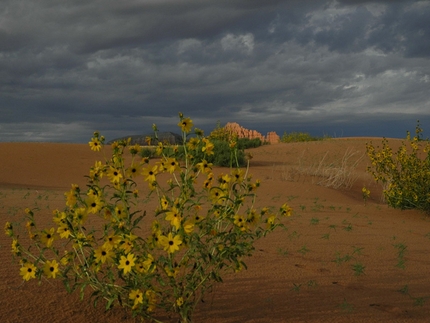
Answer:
[[4, 114, 290, 322], [281, 131, 331, 143], [2, 118, 430, 322], [366, 121, 430, 213]]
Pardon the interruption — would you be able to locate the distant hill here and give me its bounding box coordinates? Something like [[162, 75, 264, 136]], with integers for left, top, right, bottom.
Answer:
[[107, 132, 182, 146]]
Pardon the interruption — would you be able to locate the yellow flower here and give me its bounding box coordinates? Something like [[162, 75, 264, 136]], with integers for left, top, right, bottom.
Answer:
[[57, 225, 71, 239], [5, 222, 13, 237], [159, 232, 182, 254], [246, 209, 260, 227], [86, 196, 103, 215], [156, 142, 164, 155], [72, 208, 87, 227], [141, 254, 156, 273], [193, 212, 204, 223], [120, 239, 134, 254], [160, 196, 169, 210], [94, 246, 114, 264], [52, 210, 66, 225], [115, 203, 127, 220], [362, 187, 370, 200], [89, 137, 102, 152], [233, 214, 247, 231], [232, 169, 244, 183], [64, 189, 77, 207], [40, 228, 56, 247], [197, 159, 212, 173], [176, 297, 184, 307], [164, 263, 180, 277], [210, 187, 226, 204], [129, 289, 144, 309], [11, 239, 20, 255], [178, 117, 193, 133], [43, 260, 59, 279], [128, 144, 141, 155], [202, 138, 214, 155], [86, 188, 99, 200], [280, 203, 293, 217], [183, 220, 194, 234], [142, 165, 158, 182], [266, 214, 276, 228], [20, 262, 37, 281], [165, 207, 182, 229], [165, 157, 180, 174], [187, 137, 200, 150], [126, 162, 142, 178], [89, 161, 104, 181], [103, 234, 121, 250], [219, 174, 231, 189], [60, 251, 73, 265], [118, 253, 136, 274], [146, 290, 157, 312], [107, 166, 123, 184]]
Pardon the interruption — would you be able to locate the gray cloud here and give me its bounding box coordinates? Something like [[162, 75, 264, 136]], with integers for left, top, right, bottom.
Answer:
[[1, 0, 430, 142]]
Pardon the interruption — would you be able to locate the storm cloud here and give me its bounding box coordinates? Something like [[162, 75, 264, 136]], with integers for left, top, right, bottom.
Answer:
[[1, 0, 429, 142]]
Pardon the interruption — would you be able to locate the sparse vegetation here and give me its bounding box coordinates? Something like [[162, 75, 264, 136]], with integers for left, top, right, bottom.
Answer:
[[366, 121, 430, 213], [281, 131, 331, 143]]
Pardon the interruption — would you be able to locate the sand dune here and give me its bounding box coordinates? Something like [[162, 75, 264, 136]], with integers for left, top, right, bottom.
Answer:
[[1, 138, 429, 322]]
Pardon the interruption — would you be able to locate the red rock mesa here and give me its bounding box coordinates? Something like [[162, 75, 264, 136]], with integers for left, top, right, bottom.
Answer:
[[225, 122, 280, 144]]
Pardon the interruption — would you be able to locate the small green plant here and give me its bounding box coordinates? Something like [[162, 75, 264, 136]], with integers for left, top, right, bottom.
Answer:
[[307, 280, 318, 288], [393, 242, 408, 269], [321, 233, 330, 240], [4, 114, 292, 323], [398, 285, 429, 307], [310, 217, 320, 225], [366, 121, 430, 213], [339, 298, 354, 313], [290, 283, 302, 292], [351, 262, 366, 276], [298, 245, 310, 255], [277, 247, 290, 257]]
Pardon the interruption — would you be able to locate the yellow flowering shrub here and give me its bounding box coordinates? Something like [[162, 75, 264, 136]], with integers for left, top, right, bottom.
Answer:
[[366, 121, 430, 212], [5, 113, 290, 322]]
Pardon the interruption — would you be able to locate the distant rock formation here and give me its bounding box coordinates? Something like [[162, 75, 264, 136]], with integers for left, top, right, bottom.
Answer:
[[266, 131, 280, 144], [108, 132, 182, 146], [224, 122, 280, 144]]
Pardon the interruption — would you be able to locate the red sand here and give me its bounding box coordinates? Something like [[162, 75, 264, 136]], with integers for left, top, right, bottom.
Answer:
[[1, 139, 430, 322]]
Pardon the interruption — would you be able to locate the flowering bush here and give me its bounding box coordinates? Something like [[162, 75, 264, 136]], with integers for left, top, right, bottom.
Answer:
[[366, 122, 430, 212], [5, 113, 290, 322]]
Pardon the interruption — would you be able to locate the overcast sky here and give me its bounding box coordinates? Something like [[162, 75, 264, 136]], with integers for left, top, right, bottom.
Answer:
[[1, 0, 430, 143]]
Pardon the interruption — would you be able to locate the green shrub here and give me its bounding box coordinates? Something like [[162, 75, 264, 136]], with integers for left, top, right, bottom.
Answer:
[[237, 137, 263, 149], [366, 122, 430, 212], [281, 132, 330, 143], [5, 114, 290, 323], [139, 147, 156, 158]]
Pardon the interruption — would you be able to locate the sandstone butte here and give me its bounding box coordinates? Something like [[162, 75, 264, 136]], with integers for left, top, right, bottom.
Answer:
[[224, 122, 280, 144]]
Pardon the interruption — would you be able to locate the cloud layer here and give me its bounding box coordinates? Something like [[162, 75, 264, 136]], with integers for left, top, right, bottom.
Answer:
[[1, 0, 430, 142]]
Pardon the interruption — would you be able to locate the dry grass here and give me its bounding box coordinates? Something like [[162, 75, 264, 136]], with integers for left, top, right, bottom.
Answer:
[[281, 147, 364, 189]]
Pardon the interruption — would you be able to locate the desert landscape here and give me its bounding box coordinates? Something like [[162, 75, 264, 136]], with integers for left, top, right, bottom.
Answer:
[[1, 138, 430, 322]]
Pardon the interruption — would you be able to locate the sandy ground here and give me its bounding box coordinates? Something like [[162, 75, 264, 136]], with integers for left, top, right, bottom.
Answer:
[[1, 139, 430, 322]]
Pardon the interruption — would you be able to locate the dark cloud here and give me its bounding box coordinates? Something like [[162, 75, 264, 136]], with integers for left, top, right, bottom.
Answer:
[[0, 0, 429, 142]]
